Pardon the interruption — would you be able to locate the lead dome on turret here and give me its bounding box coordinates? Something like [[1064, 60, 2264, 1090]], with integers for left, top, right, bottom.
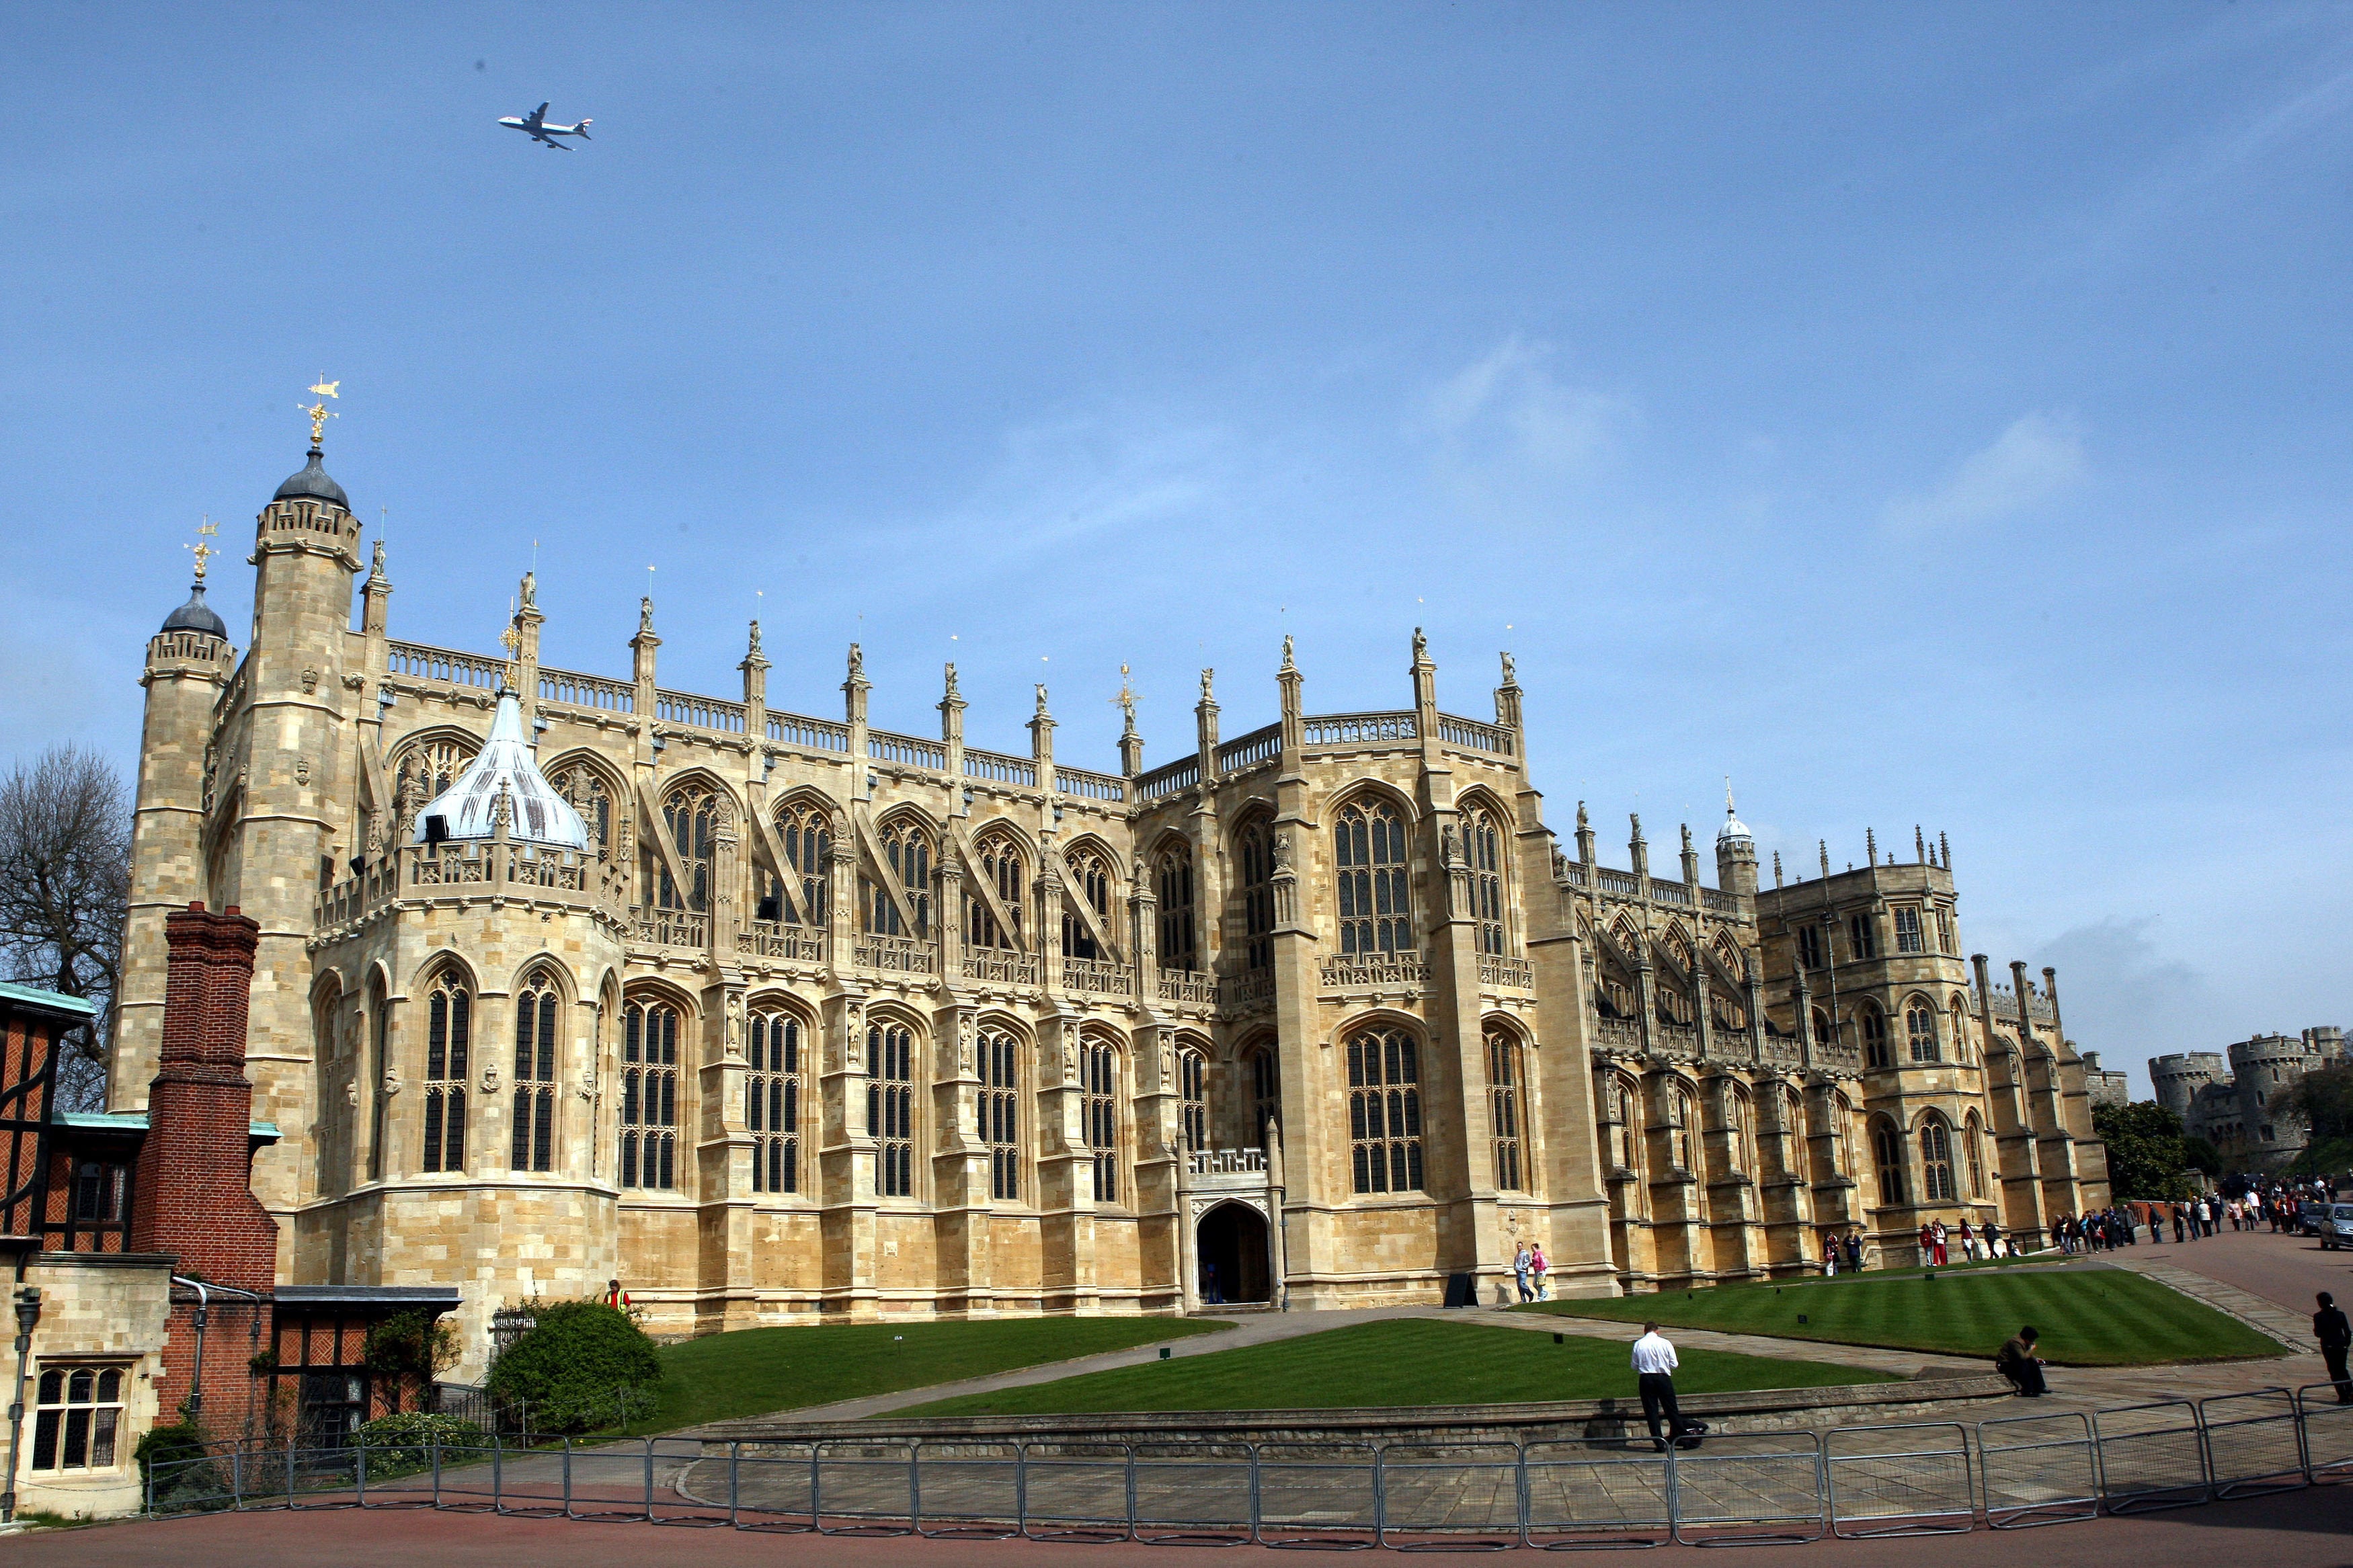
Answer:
[[1716, 807, 1752, 845], [160, 582, 228, 639], [272, 447, 350, 511]]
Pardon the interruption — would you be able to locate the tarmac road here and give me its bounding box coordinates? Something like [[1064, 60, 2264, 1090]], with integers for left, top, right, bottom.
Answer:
[[2138, 1223, 2353, 1319]]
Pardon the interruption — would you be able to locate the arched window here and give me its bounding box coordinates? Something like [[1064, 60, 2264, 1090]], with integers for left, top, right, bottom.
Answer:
[[1810, 1007, 1835, 1051], [1861, 1006, 1890, 1069], [1334, 798, 1412, 956], [869, 817, 932, 938], [1248, 1043, 1280, 1143], [1347, 1027, 1423, 1194], [868, 1019, 914, 1198], [1672, 1086, 1697, 1172], [1613, 1081, 1642, 1172], [510, 968, 559, 1173], [966, 832, 1022, 949], [1726, 1086, 1754, 1173], [1236, 820, 1275, 970], [1083, 1038, 1119, 1202], [1156, 845, 1197, 971], [30, 1365, 124, 1472], [1462, 805, 1505, 955], [769, 801, 831, 926], [621, 998, 680, 1190], [1179, 1044, 1208, 1153], [1906, 1001, 1938, 1063], [1783, 1087, 1807, 1179], [394, 736, 477, 837], [1872, 1120, 1907, 1204], [1062, 845, 1113, 960], [1831, 1091, 1856, 1177], [748, 1010, 801, 1194], [1598, 963, 1636, 1020], [653, 785, 720, 912], [366, 975, 389, 1182], [422, 969, 471, 1173], [1486, 1028, 1523, 1190], [549, 760, 614, 858], [1964, 1114, 1987, 1198], [1920, 1118, 1956, 1202], [979, 1028, 1019, 1200]]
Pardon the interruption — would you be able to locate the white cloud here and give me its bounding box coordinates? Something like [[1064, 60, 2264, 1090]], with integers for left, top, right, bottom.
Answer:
[[1419, 336, 1632, 480], [1885, 411, 2087, 532]]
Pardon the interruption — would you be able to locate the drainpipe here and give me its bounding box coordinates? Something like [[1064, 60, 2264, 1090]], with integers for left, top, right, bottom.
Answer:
[[172, 1277, 266, 1431], [3, 1285, 41, 1524]]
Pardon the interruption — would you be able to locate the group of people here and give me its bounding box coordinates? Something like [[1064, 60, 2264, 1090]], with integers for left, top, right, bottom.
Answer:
[[1913, 1217, 2028, 1265], [1512, 1241, 1552, 1302], [2048, 1207, 2143, 1252]]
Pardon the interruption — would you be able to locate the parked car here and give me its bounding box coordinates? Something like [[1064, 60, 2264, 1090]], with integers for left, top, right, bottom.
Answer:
[[2323, 1204, 2353, 1251], [2297, 1201, 2329, 1237]]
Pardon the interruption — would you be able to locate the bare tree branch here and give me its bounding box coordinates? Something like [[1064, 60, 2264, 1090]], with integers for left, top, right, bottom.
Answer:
[[0, 744, 129, 1110]]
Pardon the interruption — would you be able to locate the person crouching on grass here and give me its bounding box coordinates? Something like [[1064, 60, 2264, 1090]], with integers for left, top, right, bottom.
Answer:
[[1631, 1321, 1697, 1452], [1996, 1325, 2047, 1397]]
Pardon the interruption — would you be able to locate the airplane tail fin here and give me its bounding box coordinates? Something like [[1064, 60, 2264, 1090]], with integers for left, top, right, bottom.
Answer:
[[575, 118, 592, 140]]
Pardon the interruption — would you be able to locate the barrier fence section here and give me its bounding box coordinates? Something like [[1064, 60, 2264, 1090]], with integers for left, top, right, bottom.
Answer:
[[137, 1393, 2353, 1549]]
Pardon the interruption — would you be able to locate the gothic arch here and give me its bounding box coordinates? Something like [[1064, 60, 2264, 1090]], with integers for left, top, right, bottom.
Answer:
[[1453, 783, 1516, 829], [770, 784, 848, 837], [1326, 777, 1419, 829], [410, 948, 480, 995], [620, 974, 702, 1020], [744, 989, 820, 1031], [504, 953, 576, 1005], [1059, 831, 1128, 884]]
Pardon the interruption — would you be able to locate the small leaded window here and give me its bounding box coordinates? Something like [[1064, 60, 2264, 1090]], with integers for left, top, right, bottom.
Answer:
[[1486, 1028, 1523, 1190], [748, 1011, 800, 1194], [1237, 821, 1275, 970], [1334, 799, 1412, 956], [1906, 1003, 1938, 1063], [1179, 1046, 1208, 1153], [1796, 923, 1824, 970], [1893, 907, 1923, 954], [1936, 909, 1954, 954], [550, 761, 614, 858], [31, 1366, 124, 1471], [510, 969, 559, 1173], [1156, 847, 1197, 971], [1347, 1028, 1423, 1194], [621, 999, 679, 1190], [1248, 1045, 1279, 1143], [1873, 1122, 1908, 1204], [869, 1020, 915, 1198], [422, 969, 471, 1174], [1082, 1038, 1118, 1203], [1862, 1007, 1891, 1070], [979, 1028, 1019, 1201], [1847, 912, 1878, 962], [1463, 807, 1505, 955], [1920, 1120, 1956, 1202]]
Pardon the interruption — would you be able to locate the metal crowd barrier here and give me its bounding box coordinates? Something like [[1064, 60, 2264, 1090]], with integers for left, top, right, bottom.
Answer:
[[140, 1391, 2353, 1549], [1825, 1421, 1974, 1537]]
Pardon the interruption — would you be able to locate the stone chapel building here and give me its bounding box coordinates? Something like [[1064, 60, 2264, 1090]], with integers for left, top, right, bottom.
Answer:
[[110, 434, 2111, 1372]]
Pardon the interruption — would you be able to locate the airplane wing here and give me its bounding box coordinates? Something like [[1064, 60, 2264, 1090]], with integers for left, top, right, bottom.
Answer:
[[530, 101, 549, 124]]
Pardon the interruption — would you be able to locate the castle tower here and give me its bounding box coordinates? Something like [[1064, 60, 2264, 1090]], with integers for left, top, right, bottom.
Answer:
[[2148, 1050, 2225, 1122], [114, 565, 238, 1108], [1714, 789, 1757, 905]]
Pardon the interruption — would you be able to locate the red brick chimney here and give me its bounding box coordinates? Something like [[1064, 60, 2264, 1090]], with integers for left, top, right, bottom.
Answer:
[[129, 902, 276, 1288]]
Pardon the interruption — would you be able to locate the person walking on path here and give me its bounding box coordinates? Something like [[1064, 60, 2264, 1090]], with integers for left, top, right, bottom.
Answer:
[[1984, 1219, 2003, 1260], [1844, 1233, 1863, 1273], [1530, 1242, 1550, 1301], [1931, 1220, 1949, 1266], [2173, 1205, 2188, 1243], [2317, 1292, 2352, 1405], [1513, 1243, 1534, 1305], [1958, 1219, 1977, 1262], [1996, 1326, 2048, 1397], [1632, 1321, 1698, 1452]]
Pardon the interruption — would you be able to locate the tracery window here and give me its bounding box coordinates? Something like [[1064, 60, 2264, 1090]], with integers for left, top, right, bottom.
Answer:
[[768, 801, 831, 925], [421, 968, 471, 1174], [1062, 845, 1113, 960], [1935, 909, 1954, 954], [1872, 1121, 1908, 1204], [1347, 1027, 1423, 1194], [1082, 1038, 1119, 1203], [1964, 1114, 1987, 1198], [979, 1028, 1019, 1200], [1462, 806, 1505, 955], [1179, 1044, 1208, 1153], [1861, 1006, 1890, 1069], [1726, 1087, 1755, 1173], [868, 1020, 915, 1198], [1486, 1028, 1523, 1191], [621, 998, 679, 1190], [1672, 1086, 1697, 1172], [1919, 1118, 1956, 1202], [510, 968, 559, 1173], [1893, 907, 1924, 954], [30, 1366, 124, 1472], [366, 979, 389, 1181], [1334, 798, 1412, 956], [394, 737, 476, 836], [1597, 969, 1636, 1020], [1613, 1082, 1642, 1172], [1811, 1007, 1836, 1053], [1237, 820, 1275, 970], [748, 1011, 800, 1194], [1248, 1044, 1280, 1144], [966, 832, 1022, 949], [1795, 923, 1824, 971], [1906, 1002, 1938, 1063], [549, 760, 614, 858], [653, 784, 719, 912], [1847, 913, 1878, 962], [1156, 846, 1197, 971], [1832, 1092, 1857, 1177], [1783, 1087, 1807, 1178], [1710, 986, 1748, 1033]]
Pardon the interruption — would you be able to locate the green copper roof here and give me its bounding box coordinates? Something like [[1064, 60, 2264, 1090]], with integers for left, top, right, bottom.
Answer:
[[0, 979, 97, 1020]]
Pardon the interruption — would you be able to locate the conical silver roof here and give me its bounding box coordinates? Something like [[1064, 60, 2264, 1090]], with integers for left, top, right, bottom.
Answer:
[[413, 688, 590, 850]]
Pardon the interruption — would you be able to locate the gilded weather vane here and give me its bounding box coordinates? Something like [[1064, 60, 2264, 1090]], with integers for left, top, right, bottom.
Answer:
[[184, 515, 218, 582], [300, 376, 340, 445]]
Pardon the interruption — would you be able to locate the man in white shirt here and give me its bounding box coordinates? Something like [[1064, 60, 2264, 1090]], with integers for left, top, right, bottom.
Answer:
[[1630, 1322, 1693, 1452]]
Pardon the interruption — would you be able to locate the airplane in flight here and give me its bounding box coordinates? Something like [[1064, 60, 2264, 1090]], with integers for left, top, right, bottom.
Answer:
[[497, 103, 593, 149]]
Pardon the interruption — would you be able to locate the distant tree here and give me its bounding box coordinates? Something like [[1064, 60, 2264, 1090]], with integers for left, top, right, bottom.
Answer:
[[0, 745, 129, 1110], [2181, 1135, 2223, 1177], [2287, 1063, 2353, 1142], [2092, 1100, 2195, 1201]]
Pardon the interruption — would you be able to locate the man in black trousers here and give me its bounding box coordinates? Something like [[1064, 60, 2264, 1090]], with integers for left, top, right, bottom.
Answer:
[[1632, 1321, 1695, 1452], [2317, 1292, 2352, 1405]]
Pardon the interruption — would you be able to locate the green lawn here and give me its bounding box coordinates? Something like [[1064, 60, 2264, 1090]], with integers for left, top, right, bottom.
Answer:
[[1523, 1268, 2282, 1366], [894, 1317, 1892, 1418], [621, 1317, 1232, 1432]]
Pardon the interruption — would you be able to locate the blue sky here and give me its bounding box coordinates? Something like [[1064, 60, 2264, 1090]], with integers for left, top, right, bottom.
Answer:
[[5, 5, 2349, 1095]]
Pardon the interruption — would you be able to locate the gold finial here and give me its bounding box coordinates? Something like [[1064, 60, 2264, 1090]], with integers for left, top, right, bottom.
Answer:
[[299, 376, 340, 444], [184, 515, 218, 582], [500, 623, 522, 659]]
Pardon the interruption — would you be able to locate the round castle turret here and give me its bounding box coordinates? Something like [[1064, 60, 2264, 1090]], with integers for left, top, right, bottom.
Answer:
[[2149, 1050, 2225, 1121]]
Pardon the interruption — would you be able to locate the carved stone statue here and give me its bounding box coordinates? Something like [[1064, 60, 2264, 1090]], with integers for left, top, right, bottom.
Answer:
[[1500, 651, 1516, 684], [1199, 667, 1214, 702], [725, 991, 745, 1057], [520, 570, 536, 609], [1271, 829, 1293, 871], [370, 537, 387, 577], [481, 1062, 501, 1095], [1280, 633, 1295, 670], [639, 595, 655, 634], [577, 1065, 596, 1102], [382, 1067, 403, 1098], [943, 661, 960, 698], [847, 642, 865, 680], [1441, 823, 1460, 864], [747, 618, 762, 656], [1412, 626, 1428, 660]]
